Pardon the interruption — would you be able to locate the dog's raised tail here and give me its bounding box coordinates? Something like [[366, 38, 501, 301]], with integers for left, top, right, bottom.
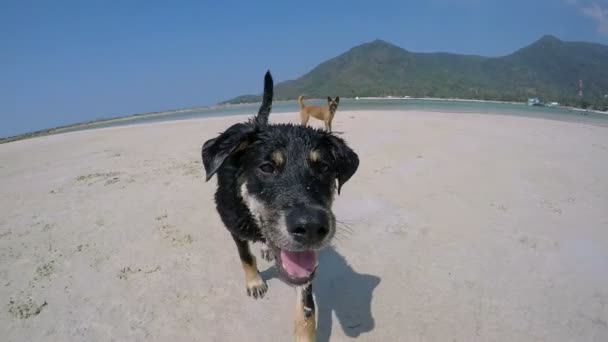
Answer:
[[255, 70, 273, 126], [297, 95, 305, 110]]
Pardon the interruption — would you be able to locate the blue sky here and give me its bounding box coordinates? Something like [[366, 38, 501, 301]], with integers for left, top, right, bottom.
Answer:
[[1, 0, 607, 137]]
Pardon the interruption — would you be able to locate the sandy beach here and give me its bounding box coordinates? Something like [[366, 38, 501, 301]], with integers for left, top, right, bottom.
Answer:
[[1, 110, 607, 341]]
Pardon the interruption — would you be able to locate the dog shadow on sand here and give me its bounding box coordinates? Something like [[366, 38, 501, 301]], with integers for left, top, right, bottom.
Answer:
[[262, 247, 381, 341]]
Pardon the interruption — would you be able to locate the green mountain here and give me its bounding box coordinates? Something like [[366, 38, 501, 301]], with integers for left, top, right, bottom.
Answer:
[[224, 35, 608, 109]]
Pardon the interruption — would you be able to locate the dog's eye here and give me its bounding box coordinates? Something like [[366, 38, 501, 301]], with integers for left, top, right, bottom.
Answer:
[[318, 163, 330, 173], [259, 163, 275, 174]]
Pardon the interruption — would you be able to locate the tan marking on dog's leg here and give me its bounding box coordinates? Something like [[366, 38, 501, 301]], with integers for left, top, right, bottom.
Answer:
[[271, 150, 284, 166], [295, 285, 316, 342], [232, 234, 267, 299], [242, 256, 260, 285], [242, 255, 267, 298]]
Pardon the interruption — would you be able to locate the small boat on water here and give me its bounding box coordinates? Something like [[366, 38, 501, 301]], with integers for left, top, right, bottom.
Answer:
[[527, 97, 544, 106]]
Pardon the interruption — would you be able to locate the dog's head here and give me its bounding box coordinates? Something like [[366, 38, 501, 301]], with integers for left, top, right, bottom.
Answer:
[[327, 96, 340, 113], [202, 72, 358, 285]]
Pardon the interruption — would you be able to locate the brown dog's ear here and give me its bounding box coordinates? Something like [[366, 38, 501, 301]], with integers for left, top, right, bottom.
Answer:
[[335, 96, 340, 103], [327, 135, 359, 194], [202, 123, 255, 181], [327, 96, 332, 103]]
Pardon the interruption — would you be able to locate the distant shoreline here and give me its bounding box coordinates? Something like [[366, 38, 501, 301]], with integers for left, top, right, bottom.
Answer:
[[352, 96, 523, 105], [0, 106, 208, 144], [0, 100, 295, 144], [2, 97, 605, 144], [0, 100, 302, 144]]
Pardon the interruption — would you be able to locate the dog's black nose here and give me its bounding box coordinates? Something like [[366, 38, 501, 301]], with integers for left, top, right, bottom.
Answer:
[[286, 206, 330, 244]]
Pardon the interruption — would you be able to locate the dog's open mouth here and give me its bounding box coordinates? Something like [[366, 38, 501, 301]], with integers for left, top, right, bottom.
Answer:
[[274, 248, 318, 285]]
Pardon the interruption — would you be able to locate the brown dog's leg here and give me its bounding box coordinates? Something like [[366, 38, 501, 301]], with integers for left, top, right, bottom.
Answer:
[[323, 119, 333, 132], [232, 234, 267, 299], [295, 284, 316, 342], [301, 112, 310, 127]]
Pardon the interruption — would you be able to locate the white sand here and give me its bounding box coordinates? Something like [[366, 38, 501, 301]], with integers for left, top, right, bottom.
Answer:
[[1, 111, 607, 341]]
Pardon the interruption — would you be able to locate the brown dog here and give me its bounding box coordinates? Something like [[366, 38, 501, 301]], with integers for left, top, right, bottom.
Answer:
[[298, 95, 340, 132]]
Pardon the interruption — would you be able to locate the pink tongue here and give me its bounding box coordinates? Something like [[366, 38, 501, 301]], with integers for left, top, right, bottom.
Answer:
[[280, 250, 317, 278]]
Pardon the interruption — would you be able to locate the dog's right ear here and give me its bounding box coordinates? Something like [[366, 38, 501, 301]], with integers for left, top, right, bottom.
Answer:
[[202, 123, 255, 181], [327, 96, 332, 103]]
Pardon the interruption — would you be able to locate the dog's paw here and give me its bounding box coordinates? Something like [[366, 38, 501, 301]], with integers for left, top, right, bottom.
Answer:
[[246, 274, 268, 299], [260, 248, 275, 262]]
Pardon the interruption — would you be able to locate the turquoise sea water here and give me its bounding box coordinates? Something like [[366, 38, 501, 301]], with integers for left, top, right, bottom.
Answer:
[[66, 98, 608, 133]]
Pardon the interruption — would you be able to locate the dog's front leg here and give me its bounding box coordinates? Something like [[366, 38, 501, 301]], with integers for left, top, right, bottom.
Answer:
[[295, 283, 316, 342], [231, 234, 267, 299]]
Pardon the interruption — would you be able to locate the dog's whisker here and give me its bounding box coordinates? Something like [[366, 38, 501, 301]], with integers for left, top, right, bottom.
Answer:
[[335, 225, 354, 235], [336, 230, 354, 238], [332, 231, 352, 242], [336, 218, 358, 226], [336, 219, 352, 225], [336, 220, 355, 230], [335, 235, 351, 243], [336, 223, 355, 230], [336, 223, 353, 231]]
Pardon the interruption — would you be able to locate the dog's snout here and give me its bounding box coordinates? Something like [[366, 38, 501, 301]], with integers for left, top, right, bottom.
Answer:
[[286, 206, 330, 244]]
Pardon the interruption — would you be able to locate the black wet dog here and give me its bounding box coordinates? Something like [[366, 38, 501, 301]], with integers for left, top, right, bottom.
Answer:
[[202, 71, 359, 340]]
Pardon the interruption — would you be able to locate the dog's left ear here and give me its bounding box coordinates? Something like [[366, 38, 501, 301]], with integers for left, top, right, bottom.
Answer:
[[327, 96, 332, 103], [327, 135, 359, 194], [335, 97, 340, 103], [202, 123, 255, 181]]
